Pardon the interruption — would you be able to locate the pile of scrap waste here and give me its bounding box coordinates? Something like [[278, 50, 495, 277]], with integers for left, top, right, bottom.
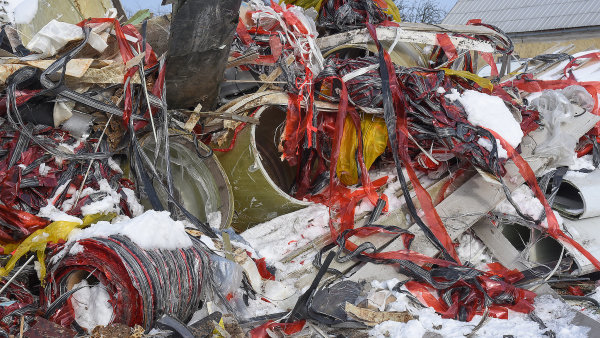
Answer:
[[3, 0, 600, 336]]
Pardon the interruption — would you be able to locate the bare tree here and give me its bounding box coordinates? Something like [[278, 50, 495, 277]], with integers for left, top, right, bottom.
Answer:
[[395, 0, 446, 24]]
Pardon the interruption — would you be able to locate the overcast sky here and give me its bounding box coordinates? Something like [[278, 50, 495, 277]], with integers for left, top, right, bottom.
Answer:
[[120, 0, 459, 17]]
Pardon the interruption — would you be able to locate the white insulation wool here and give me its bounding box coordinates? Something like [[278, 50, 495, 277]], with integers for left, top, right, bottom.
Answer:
[[71, 280, 113, 332], [495, 185, 544, 220]]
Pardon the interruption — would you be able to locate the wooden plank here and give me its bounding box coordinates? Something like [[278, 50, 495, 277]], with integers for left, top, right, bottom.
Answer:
[[316, 25, 497, 54]]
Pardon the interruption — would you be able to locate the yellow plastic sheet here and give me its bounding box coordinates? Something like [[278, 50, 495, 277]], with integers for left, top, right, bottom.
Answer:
[[280, 0, 322, 10], [0, 213, 115, 283], [441, 68, 494, 92], [337, 116, 359, 186], [380, 0, 402, 22], [362, 115, 388, 170], [212, 318, 228, 337], [336, 115, 388, 186]]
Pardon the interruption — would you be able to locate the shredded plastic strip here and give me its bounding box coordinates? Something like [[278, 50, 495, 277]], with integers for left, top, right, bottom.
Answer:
[[44, 235, 208, 331]]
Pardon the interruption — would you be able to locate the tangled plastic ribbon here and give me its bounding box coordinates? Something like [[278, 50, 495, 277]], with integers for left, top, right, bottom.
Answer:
[[44, 235, 207, 331], [76, 18, 159, 125]]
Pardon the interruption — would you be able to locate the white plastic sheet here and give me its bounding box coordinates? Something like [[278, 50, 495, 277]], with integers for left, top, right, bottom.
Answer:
[[26, 19, 108, 57]]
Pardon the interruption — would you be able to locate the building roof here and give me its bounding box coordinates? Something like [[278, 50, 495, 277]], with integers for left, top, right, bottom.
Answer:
[[442, 0, 600, 34]]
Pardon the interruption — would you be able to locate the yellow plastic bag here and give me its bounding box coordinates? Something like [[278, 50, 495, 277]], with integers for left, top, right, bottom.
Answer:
[[0, 213, 115, 283], [336, 114, 388, 186], [361, 115, 388, 170], [337, 116, 359, 186]]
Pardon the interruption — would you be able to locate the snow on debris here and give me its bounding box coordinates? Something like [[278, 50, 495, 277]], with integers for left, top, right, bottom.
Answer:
[[37, 203, 82, 224], [569, 154, 595, 171], [241, 203, 329, 264], [71, 280, 113, 333], [68, 210, 193, 250], [477, 137, 508, 158], [79, 179, 122, 216], [538, 50, 600, 83], [122, 187, 144, 217], [447, 89, 524, 150], [456, 232, 493, 269], [495, 185, 544, 220], [368, 280, 590, 338], [1, 0, 38, 24], [60, 179, 122, 216]]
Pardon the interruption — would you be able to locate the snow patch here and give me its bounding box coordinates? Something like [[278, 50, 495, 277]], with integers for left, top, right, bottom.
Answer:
[[478, 137, 508, 158], [60, 179, 121, 216], [13, 0, 37, 24], [241, 204, 329, 265], [39, 162, 50, 176], [533, 294, 591, 337], [68, 210, 193, 250], [122, 188, 144, 217], [565, 170, 589, 180], [107, 157, 123, 174], [69, 242, 84, 255], [459, 90, 523, 149], [1, 0, 38, 24], [445, 88, 461, 101], [456, 233, 493, 269], [199, 235, 217, 251], [207, 211, 222, 229], [369, 280, 589, 338], [37, 203, 82, 224], [569, 155, 595, 171], [33, 261, 41, 279]]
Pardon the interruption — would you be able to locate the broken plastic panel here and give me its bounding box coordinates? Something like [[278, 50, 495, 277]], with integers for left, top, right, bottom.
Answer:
[[562, 217, 600, 275], [501, 223, 572, 271], [322, 40, 426, 68], [216, 106, 311, 231], [140, 135, 234, 229], [551, 169, 600, 219]]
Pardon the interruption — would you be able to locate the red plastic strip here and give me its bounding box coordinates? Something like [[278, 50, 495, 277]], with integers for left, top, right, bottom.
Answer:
[[479, 52, 498, 77], [368, 22, 460, 263], [436, 33, 458, 63], [249, 319, 306, 338], [488, 129, 600, 270]]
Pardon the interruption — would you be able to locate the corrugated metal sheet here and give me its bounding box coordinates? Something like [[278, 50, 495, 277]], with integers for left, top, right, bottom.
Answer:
[[442, 0, 600, 33]]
